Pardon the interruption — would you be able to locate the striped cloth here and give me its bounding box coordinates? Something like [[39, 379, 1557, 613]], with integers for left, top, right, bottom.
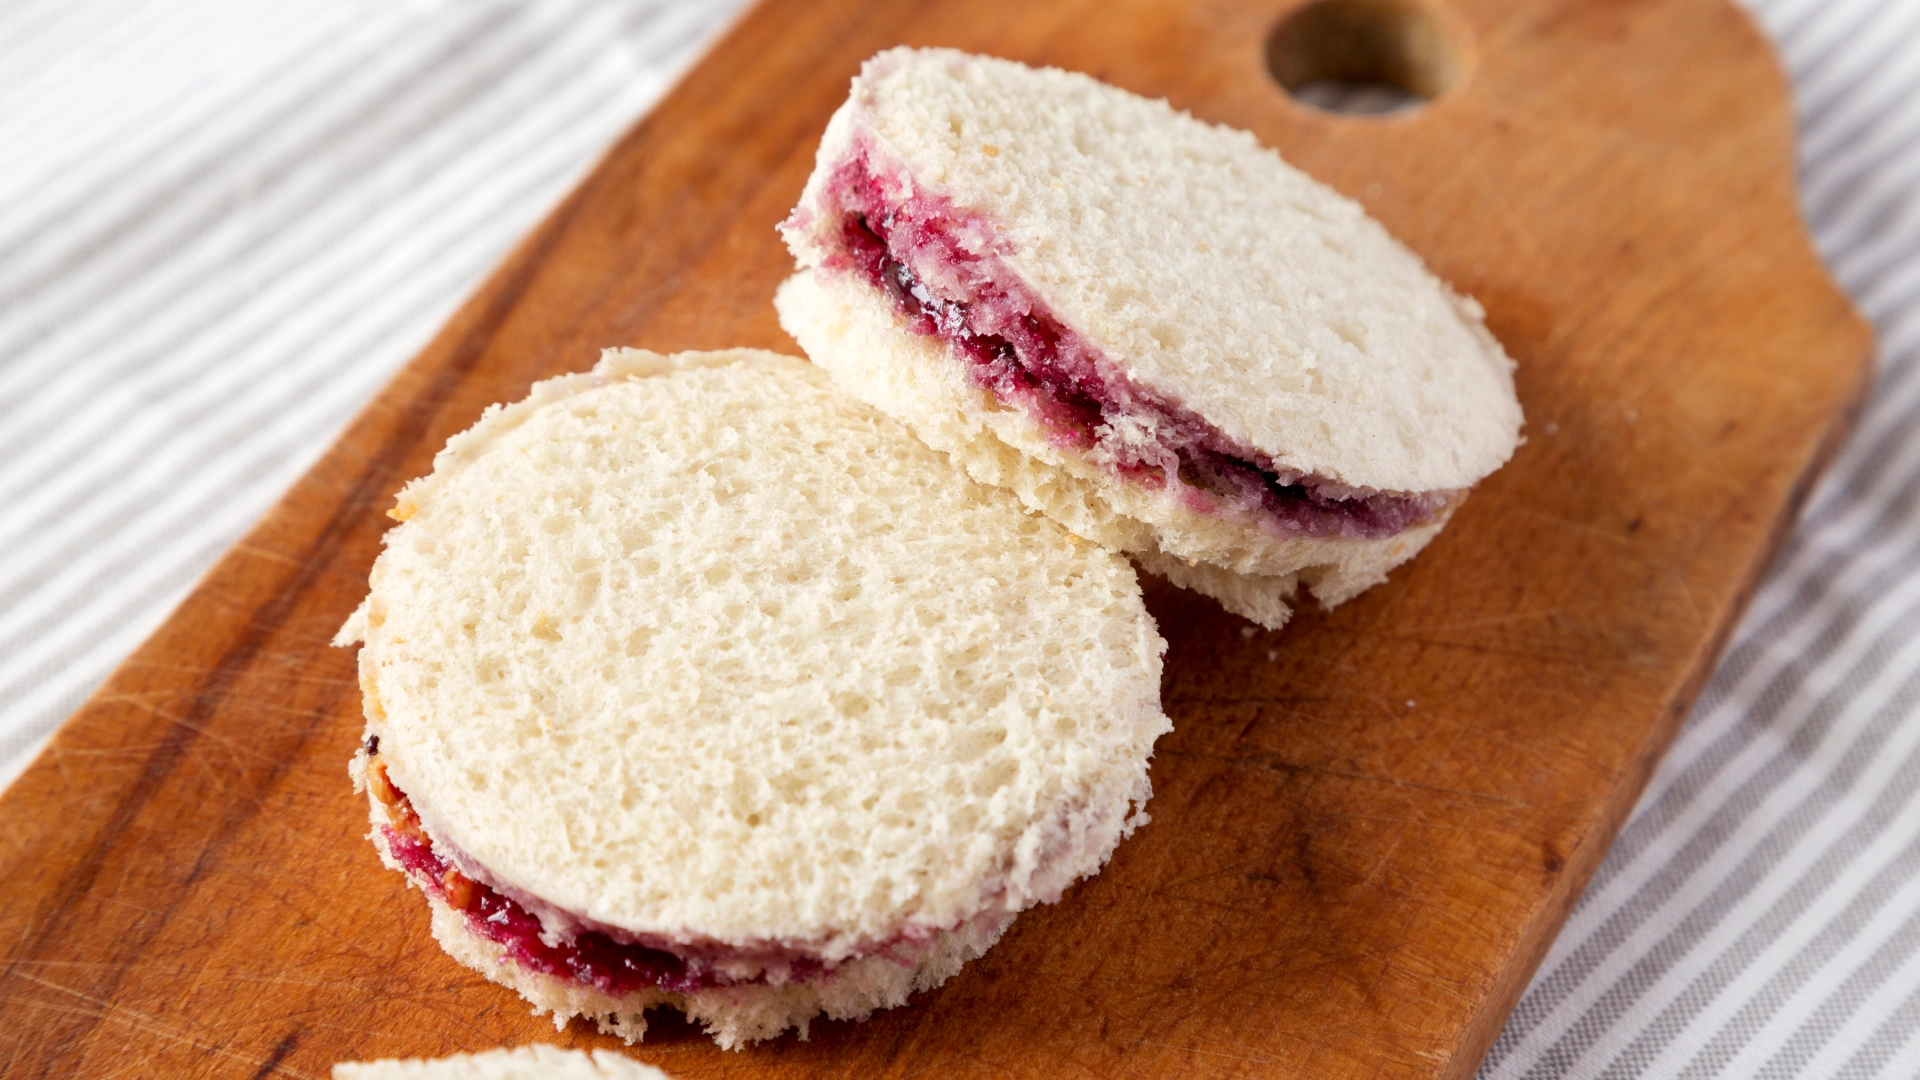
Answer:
[[2, 1, 1917, 1075], [0, 0, 751, 785]]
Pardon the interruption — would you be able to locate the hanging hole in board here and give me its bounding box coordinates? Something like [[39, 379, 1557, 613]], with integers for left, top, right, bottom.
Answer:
[[1267, 0, 1463, 116]]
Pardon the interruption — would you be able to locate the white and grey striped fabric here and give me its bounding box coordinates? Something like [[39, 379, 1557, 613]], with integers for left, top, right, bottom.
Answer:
[[0, 0, 752, 788], [3, 1, 1918, 1075]]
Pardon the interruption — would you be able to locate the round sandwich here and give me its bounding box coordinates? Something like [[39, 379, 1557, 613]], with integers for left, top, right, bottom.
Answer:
[[333, 348, 1170, 1049], [776, 48, 1524, 629], [334, 1046, 669, 1080]]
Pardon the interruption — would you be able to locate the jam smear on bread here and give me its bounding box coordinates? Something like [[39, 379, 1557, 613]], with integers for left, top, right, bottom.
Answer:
[[368, 752, 789, 996], [825, 148, 1450, 540]]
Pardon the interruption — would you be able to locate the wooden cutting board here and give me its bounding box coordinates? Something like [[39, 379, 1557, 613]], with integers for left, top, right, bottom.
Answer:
[[0, 0, 1871, 1076]]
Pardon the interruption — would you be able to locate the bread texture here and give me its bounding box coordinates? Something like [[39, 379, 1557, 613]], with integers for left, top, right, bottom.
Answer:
[[338, 347, 1169, 1047], [332, 1045, 669, 1079], [777, 272, 1460, 627], [777, 48, 1521, 627]]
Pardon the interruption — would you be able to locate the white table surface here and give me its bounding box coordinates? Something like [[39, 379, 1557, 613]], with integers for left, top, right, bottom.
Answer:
[[4, 0, 1918, 1075]]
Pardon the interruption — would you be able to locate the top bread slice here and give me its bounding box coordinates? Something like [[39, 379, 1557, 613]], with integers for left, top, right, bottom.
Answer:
[[337, 348, 1169, 963], [333, 1046, 669, 1079], [781, 46, 1521, 498]]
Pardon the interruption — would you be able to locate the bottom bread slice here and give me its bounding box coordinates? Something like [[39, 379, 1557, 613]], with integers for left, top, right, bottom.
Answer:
[[369, 821, 1010, 1050], [776, 271, 1461, 629], [424, 892, 1010, 1050]]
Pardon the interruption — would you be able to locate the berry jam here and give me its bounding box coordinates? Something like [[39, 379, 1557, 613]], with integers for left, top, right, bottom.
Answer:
[[374, 767, 824, 997], [823, 151, 1449, 539], [382, 827, 729, 996]]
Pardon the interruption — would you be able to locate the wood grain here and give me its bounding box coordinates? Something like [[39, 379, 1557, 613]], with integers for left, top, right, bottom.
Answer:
[[0, 0, 1871, 1077]]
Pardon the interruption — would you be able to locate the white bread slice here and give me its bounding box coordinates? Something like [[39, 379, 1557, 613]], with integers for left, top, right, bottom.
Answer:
[[333, 1045, 669, 1079], [776, 48, 1520, 627], [397, 871, 1006, 1050], [777, 272, 1460, 627], [337, 348, 1169, 1047]]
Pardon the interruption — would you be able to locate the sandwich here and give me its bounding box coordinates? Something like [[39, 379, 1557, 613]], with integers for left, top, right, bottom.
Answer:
[[334, 1045, 669, 1079], [776, 48, 1523, 628], [335, 348, 1170, 1048]]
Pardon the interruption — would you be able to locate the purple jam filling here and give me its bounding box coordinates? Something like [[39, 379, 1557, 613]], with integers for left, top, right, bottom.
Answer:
[[371, 758, 959, 1002], [382, 826, 751, 996], [822, 150, 1450, 540], [372, 763, 844, 997]]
